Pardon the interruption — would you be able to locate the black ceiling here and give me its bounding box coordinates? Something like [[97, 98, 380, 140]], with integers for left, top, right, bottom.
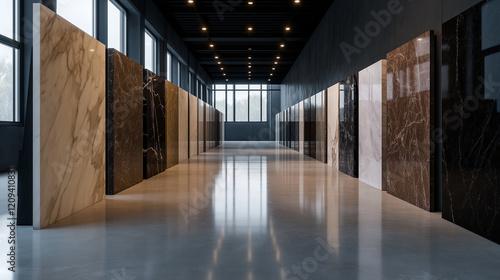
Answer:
[[153, 0, 335, 84]]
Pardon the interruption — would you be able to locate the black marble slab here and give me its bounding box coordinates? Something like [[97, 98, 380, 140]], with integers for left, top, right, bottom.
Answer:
[[339, 75, 359, 178], [442, 0, 500, 244], [143, 70, 166, 179], [106, 49, 144, 194]]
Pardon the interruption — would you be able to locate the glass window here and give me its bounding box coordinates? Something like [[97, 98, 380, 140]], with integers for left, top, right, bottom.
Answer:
[[108, 0, 126, 53], [144, 30, 156, 72], [262, 90, 267, 122], [177, 62, 180, 86], [0, 0, 19, 122], [236, 84, 248, 90], [250, 84, 260, 90], [216, 84, 226, 90], [249, 91, 261, 121], [167, 52, 172, 81], [58, 0, 95, 36], [0, 0, 14, 39], [227, 84, 234, 90], [227, 91, 234, 122], [235, 90, 248, 122], [0, 44, 16, 122]]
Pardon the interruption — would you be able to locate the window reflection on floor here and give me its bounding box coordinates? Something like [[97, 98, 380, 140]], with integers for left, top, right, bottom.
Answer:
[[213, 156, 268, 235]]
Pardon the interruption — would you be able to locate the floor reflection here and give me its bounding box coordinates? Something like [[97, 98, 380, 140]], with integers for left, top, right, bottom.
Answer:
[[9, 142, 500, 280]]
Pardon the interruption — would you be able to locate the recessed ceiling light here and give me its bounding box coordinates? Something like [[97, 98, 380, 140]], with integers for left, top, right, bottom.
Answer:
[[221, 67, 224, 70], [248, 27, 253, 31], [270, 73, 273, 76], [248, 1, 253, 5], [248, 56, 252, 59], [280, 44, 285, 48], [248, 62, 252, 65], [272, 68, 275, 70], [226, 79, 229, 81], [202, 27, 207, 31], [285, 27, 291, 31], [277, 56, 280, 59], [248, 65, 252, 68], [248, 48, 252, 50], [218, 61, 221, 64], [223, 73, 226, 76], [215, 56, 219, 59], [268, 79, 271, 81], [249, 78, 251, 80], [274, 61, 278, 64], [188, 0, 194, 3], [210, 44, 214, 48], [248, 71, 251, 74], [295, 0, 300, 3]]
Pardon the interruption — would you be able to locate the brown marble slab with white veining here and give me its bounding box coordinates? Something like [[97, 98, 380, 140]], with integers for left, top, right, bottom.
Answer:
[[386, 31, 435, 211]]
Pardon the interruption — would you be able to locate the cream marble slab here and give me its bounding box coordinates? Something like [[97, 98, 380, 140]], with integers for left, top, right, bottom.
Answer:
[[358, 60, 386, 190], [327, 84, 340, 169], [33, 4, 105, 229], [189, 94, 198, 158], [178, 88, 189, 162]]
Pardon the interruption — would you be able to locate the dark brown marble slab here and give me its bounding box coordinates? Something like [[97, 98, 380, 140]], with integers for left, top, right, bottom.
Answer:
[[386, 31, 435, 211], [106, 49, 143, 194], [143, 70, 166, 179]]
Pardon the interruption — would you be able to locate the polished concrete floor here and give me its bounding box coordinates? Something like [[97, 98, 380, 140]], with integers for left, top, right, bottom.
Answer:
[[2, 141, 500, 279]]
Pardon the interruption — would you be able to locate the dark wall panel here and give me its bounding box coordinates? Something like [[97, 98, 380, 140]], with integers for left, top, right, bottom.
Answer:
[[339, 75, 359, 177], [281, 0, 482, 110]]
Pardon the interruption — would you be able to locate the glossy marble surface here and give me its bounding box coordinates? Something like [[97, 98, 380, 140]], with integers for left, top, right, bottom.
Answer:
[[339, 75, 359, 178], [442, 0, 500, 244], [358, 60, 386, 191], [327, 84, 340, 169], [179, 88, 189, 163], [106, 49, 143, 195], [10, 142, 500, 279], [143, 70, 166, 179], [33, 4, 106, 229], [386, 31, 435, 212], [189, 94, 199, 158], [166, 81, 179, 169]]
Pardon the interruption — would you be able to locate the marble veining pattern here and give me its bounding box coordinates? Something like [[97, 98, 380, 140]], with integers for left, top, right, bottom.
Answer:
[[316, 91, 327, 163], [339, 75, 359, 178], [386, 31, 435, 211], [106, 49, 143, 195], [178, 88, 189, 163], [33, 4, 105, 229], [166, 81, 179, 169], [327, 84, 340, 169], [189, 94, 198, 158], [143, 70, 166, 179], [442, 0, 500, 244], [358, 60, 386, 191], [299, 101, 304, 154]]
